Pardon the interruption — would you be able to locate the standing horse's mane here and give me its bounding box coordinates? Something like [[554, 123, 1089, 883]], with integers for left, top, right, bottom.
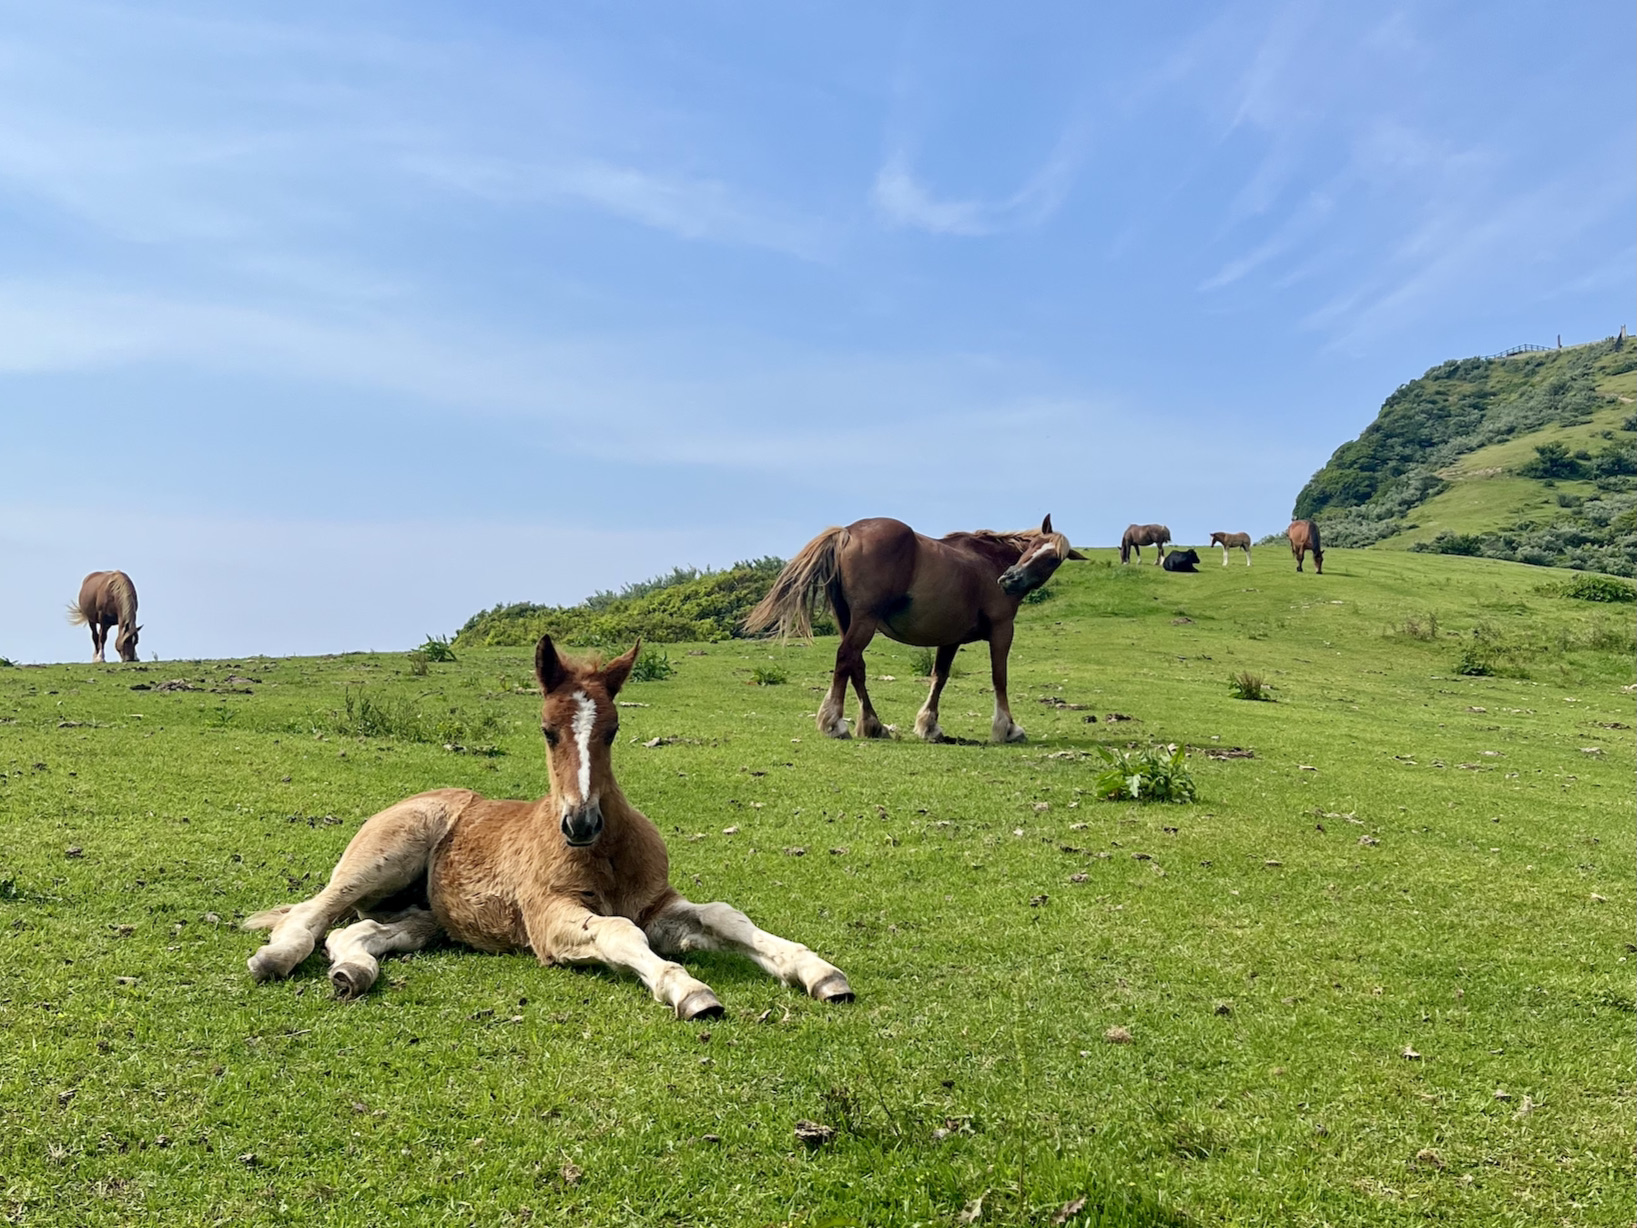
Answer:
[[108, 572, 137, 628], [941, 528, 1040, 551]]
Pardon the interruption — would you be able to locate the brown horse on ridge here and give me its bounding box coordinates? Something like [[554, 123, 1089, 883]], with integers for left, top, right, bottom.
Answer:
[[244, 636, 852, 1019], [743, 515, 1085, 743], [68, 570, 141, 662], [1287, 519, 1323, 573], [1209, 531, 1252, 566], [1120, 523, 1171, 565]]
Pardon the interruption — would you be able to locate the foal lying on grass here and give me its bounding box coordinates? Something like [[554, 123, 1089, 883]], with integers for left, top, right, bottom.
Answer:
[[244, 635, 853, 1020]]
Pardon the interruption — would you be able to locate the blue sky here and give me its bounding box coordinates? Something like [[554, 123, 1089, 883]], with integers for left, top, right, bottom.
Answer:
[[1, 1, 1630, 661]]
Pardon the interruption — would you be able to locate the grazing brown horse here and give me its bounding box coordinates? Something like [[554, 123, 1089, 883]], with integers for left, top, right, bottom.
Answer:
[[1287, 519, 1323, 573], [67, 570, 141, 662], [743, 515, 1085, 743], [1120, 523, 1171, 565], [244, 636, 852, 1019], [1209, 531, 1252, 566]]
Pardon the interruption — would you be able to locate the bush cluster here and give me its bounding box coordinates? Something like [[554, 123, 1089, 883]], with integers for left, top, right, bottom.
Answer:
[[453, 558, 821, 648]]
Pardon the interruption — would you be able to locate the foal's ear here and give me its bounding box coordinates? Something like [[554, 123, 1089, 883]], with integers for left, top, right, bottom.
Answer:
[[601, 639, 642, 697], [1040, 513, 1054, 535], [1066, 547, 1088, 561], [535, 634, 571, 694]]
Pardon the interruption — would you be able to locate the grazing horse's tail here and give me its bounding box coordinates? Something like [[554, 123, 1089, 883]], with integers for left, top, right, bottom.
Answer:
[[742, 526, 847, 641], [66, 602, 88, 626]]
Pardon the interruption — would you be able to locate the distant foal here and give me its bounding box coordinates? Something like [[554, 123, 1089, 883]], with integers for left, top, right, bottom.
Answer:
[[1209, 531, 1252, 566], [1287, 519, 1324, 573], [244, 636, 852, 1019], [67, 570, 141, 663]]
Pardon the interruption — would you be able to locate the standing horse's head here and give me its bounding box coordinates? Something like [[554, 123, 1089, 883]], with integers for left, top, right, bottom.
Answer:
[[998, 515, 1087, 596], [115, 624, 142, 662], [534, 634, 640, 848]]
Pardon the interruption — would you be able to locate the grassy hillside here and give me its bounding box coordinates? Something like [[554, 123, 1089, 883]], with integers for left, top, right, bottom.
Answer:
[[1296, 339, 1637, 575], [2, 549, 1632, 1226]]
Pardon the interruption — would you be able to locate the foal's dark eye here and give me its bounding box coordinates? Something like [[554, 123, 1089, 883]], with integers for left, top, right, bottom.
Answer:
[[604, 726, 619, 745], [543, 727, 559, 746]]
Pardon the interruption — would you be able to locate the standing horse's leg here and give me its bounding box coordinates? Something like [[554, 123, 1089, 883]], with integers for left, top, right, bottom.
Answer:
[[647, 898, 852, 1002], [987, 622, 1026, 743], [90, 621, 105, 664], [324, 907, 440, 999], [817, 646, 852, 738], [913, 643, 959, 742], [835, 616, 889, 738], [530, 901, 723, 1020]]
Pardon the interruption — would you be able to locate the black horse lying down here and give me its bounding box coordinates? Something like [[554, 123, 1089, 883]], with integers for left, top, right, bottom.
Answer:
[[1162, 548, 1200, 572]]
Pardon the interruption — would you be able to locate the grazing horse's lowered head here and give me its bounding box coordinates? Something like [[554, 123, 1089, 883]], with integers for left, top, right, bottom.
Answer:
[[534, 634, 640, 848], [998, 515, 1086, 596]]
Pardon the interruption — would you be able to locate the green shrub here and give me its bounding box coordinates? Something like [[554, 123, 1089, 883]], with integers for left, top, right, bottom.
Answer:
[[417, 635, 458, 662], [909, 646, 936, 677], [1227, 671, 1272, 701], [0, 655, 14, 668], [1022, 585, 1056, 605], [1092, 744, 1196, 803], [1552, 573, 1636, 603], [629, 646, 676, 682], [748, 664, 788, 686], [1454, 640, 1495, 676], [454, 558, 806, 648]]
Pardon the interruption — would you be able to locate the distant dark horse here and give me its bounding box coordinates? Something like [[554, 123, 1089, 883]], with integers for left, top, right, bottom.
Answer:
[[68, 570, 141, 662], [744, 516, 1085, 743], [1209, 531, 1252, 567], [1287, 520, 1323, 573], [1120, 523, 1171, 565]]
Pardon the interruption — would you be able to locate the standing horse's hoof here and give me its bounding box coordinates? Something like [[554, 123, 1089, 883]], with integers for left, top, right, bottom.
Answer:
[[810, 972, 855, 1003], [676, 988, 725, 1021]]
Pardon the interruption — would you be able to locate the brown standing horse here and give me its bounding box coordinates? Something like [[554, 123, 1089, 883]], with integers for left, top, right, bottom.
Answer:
[[1120, 523, 1171, 565], [244, 636, 851, 1019], [743, 515, 1085, 743], [1287, 519, 1323, 573], [1209, 531, 1252, 566], [67, 570, 141, 662]]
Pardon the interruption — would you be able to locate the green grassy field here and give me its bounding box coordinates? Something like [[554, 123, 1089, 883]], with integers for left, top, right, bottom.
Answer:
[[2, 550, 1633, 1226]]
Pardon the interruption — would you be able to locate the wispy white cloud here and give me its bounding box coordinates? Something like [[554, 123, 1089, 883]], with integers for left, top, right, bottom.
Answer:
[[871, 125, 1084, 237]]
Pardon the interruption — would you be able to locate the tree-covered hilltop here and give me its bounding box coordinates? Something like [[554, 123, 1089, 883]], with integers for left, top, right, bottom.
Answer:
[[452, 557, 834, 648], [1295, 337, 1637, 575]]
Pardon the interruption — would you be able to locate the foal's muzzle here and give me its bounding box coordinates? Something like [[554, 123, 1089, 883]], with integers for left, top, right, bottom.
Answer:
[[561, 802, 605, 847]]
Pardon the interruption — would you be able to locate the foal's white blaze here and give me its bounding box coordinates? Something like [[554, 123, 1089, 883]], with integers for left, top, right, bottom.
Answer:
[[568, 689, 597, 806]]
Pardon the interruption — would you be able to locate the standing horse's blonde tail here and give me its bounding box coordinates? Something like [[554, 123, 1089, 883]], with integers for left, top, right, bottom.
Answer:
[[66, 602, 88, 626], [742, 527, 847, 642]]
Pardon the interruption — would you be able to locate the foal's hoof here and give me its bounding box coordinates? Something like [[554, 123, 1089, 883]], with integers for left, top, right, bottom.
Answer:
[[810, 972, 855, 1004], [246, 951, 286, 983], [676, 989, 725, 1021], [329, 963, 376, 1000]]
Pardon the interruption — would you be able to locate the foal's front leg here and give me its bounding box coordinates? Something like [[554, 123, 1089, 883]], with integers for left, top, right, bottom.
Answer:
[[532, 902, 723, 1020], [648, 898, 853, 1002]]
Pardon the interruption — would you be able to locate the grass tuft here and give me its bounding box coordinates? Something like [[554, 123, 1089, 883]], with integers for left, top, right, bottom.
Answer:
[[629, 646, 676, 682], [748, 663, 788, 686], [1227, 671, 1272, 701]]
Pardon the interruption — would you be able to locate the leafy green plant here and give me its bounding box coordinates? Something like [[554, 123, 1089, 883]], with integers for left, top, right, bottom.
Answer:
[[748, 663, 788, 686], [629, 646, 676, 682], [1552, 573, 1636, 603], [1227, 671, 1272, 701], [1092, 743, 1196, 803], [417, 635, 458, 662], [0, 655, 14, 668], [406, 651, 430, 676], [1022, 585, 1056, 605], [909, 646, 936, 677], [1454, 640, 1495, 676]]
